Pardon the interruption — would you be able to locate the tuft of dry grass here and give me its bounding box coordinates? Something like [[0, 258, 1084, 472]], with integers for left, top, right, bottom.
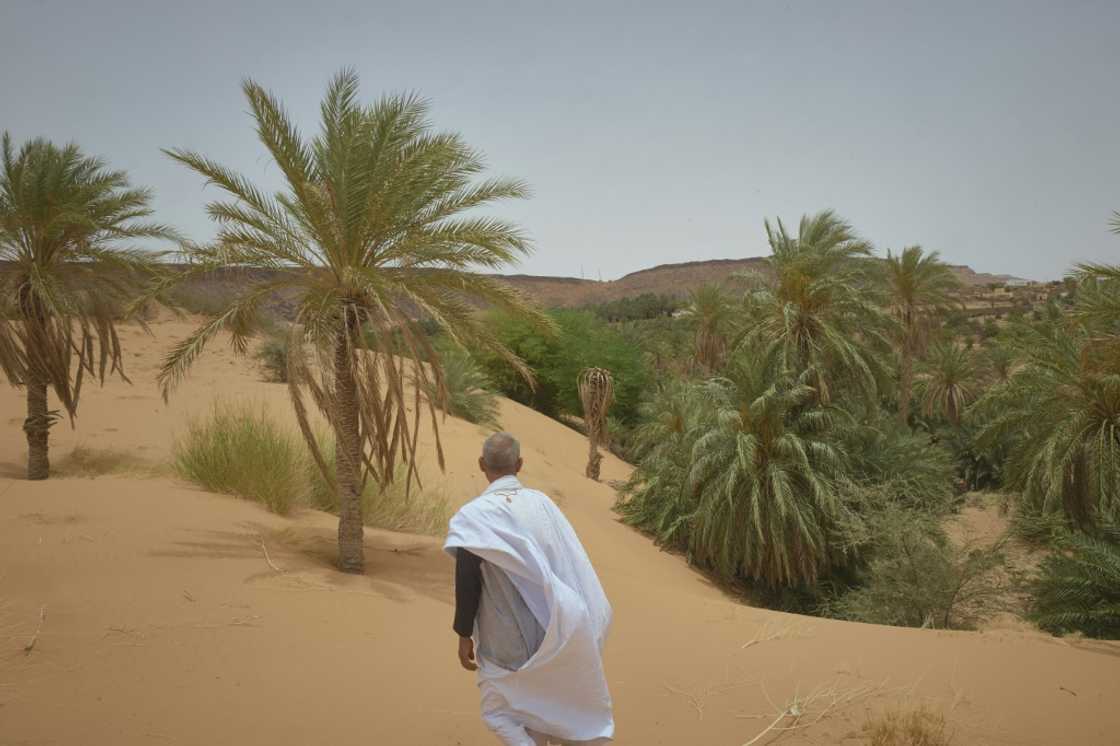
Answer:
[[862, 706, 953, 746], [55, 446, 162, 478]]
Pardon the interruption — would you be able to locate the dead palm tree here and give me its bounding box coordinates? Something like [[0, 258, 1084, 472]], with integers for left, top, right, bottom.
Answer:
[[884, 246, 960, 425], [0, 134, 174, 479], [159, 70, 546, 573], [578, 367, 613, 481]]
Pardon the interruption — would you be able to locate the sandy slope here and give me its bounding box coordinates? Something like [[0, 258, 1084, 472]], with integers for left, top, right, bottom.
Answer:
[[1, 318, 1118, 746]]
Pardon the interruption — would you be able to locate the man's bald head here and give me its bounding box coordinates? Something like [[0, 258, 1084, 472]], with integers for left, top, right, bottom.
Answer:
[[480, 432, 523, 481]]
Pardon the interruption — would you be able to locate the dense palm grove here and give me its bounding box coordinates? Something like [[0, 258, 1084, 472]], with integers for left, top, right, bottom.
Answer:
[[466, 210, 1120, 637], [3, 70, 1118, 636]]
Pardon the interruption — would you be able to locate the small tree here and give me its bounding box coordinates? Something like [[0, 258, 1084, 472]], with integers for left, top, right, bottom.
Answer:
[[578, 367, 613, 481], [0, 135, 174, 479]]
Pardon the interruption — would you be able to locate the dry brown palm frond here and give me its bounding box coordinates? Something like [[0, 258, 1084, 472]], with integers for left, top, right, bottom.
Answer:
[[579, 367, 614, 480]]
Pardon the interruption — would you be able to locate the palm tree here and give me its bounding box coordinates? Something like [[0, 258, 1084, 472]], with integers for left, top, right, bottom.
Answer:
[[617, 379, 706, 546], [687, 349, 844, 587], [915, 342, 978, 425], [578, 367, 613, 481], [737, 210, 890, 407], [974, 279, 1120, 528], [681, 284, 732, 372], [883, 246, 959, 425], [159, 70, 546, 573], [0, 135, 174, 479]]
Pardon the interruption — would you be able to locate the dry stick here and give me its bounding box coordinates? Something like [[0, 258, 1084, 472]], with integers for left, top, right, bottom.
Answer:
[[258, 537, 284, 573], [23, 606, 46, 655]]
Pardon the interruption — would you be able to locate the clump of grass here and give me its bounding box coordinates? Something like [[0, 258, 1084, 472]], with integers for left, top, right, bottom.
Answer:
[[862, 707, 953, 746], [55, 446, 161, 478], [173, 402, 303, 514], [255, 334, 289, 383], [305, 433, 451, 536]]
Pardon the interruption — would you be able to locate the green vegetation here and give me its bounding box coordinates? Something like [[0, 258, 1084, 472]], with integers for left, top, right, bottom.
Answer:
[[422, 342, 501, 429], [0, 134, 175, 479], [255, 334, 290, 383], [174, 404, 450, 535], [158, 70, 545, 572], [173, 402, 305, 514], [305, 433, 450, 536], [1030, 526, 1120, 639], [476, 308, 648, 424]]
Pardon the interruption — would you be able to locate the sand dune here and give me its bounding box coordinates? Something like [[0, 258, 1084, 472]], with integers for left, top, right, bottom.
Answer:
[[1, 318, 1118, 745]]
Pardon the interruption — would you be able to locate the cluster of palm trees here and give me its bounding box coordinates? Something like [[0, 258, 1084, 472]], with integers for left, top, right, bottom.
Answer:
[[0, 70, 543, 573], [624, 208, 1120, 594]]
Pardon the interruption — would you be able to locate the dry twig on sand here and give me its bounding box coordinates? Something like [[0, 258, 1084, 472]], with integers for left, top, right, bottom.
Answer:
[[740, 620, 813, 650], [738, 679, 887, 745], [257, 536, 284, 573], [663, 679, 755, 720], [23, 605, 46, 655]]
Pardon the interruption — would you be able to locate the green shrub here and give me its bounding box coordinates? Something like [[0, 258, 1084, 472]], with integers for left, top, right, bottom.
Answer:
[[255, 335, 289, 383], [305, 433, 451, 536], [423, 342, 500, 428], [173, 402, 303, 514], [1030, 526, 1120, 638], [826, 505, 1006, 629], [477, 308, 650, 424]]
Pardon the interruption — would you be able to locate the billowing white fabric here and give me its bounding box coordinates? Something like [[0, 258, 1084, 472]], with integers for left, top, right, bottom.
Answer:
[[445, 476, 614, 744]]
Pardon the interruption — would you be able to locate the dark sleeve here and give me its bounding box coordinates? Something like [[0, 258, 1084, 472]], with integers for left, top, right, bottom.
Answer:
[[453, 548, 483, 638]]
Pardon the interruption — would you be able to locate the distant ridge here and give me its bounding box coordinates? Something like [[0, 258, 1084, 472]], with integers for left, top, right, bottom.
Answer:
[[497, 257, 1032, 308]]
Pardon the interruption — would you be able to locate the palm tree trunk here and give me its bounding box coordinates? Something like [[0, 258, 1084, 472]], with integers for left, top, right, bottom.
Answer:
[[333, 328, 365, 573], [898, 343, 913, 426], [24, 378, 51, 480], [586, 434, 601, 481]]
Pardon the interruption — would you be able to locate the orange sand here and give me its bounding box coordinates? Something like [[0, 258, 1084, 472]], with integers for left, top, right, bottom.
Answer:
[[1, 318, 1118, 745]]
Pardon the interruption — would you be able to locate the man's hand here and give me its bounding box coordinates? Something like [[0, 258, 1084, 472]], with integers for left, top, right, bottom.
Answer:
[[458, 636, 478, 671]]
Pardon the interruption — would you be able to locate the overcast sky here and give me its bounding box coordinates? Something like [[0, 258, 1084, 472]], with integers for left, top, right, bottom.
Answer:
[[3, 0, 1118, 280]]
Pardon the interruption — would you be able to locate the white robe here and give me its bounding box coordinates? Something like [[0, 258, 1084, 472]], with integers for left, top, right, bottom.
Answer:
[[444, 476, 614, 744]]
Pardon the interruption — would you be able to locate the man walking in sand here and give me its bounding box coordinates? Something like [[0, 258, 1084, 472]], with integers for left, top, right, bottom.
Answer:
[[445, 432, 613, 746]]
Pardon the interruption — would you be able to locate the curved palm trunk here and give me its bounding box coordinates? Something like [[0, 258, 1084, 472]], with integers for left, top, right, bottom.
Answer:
[[333, 329, 365, 573], [24, 379, 50, 480]]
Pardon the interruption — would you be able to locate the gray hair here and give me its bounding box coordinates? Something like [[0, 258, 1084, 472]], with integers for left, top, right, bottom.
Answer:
[[482, 431, 521, 471]]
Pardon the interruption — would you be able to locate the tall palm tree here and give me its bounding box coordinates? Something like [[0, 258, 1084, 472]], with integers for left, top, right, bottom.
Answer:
[[578, 367, 613, 480], [883, 246, 960, 425], [975, 259, 1120, 529], [915, 342, 978, 425], [0, 135, 174, 479], [737, 210, 890, 407], [681, 283, 732, 372], [688, 349, 844, 587], [159, 70, 546, 573]]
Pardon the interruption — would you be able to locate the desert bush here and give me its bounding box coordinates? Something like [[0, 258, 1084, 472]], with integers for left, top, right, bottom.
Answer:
[[173, 403, 304, 514], [826, 505, 1007, 629], [1030, 525, 1120, 639], [305, 434, 451, 536], [55, 446, 160, 478], [477, 308, 649, 424], [835, 420, 955, 506], [862, 706, 953, 746], [255, 335, 289, 383], [422, 342, 500, 428]]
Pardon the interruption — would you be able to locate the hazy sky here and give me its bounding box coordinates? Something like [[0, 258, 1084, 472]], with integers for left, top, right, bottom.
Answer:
[[3, 0, 1118, 280]]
